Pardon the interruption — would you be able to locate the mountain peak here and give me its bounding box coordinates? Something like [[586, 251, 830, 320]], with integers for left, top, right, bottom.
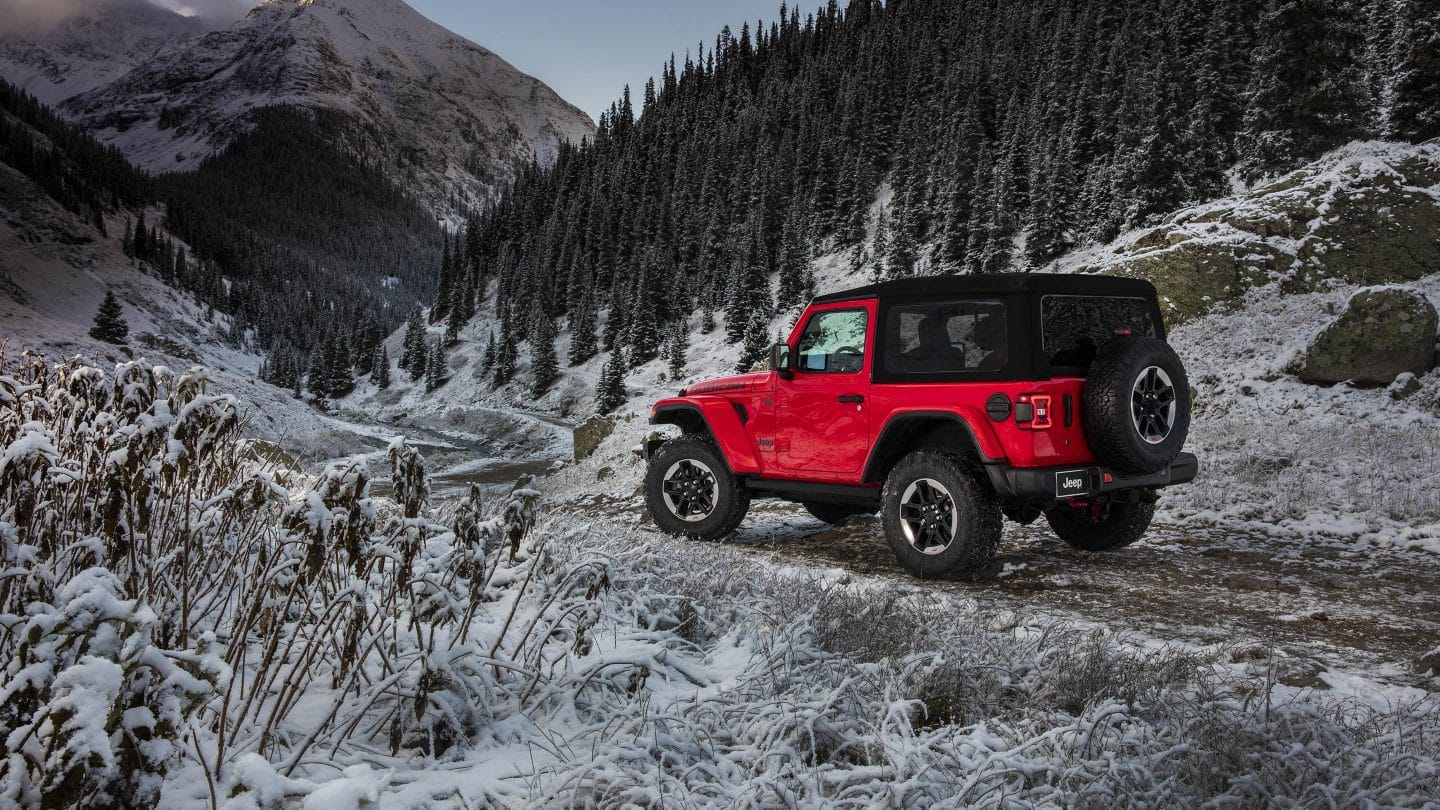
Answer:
[[0, 0, 217, 105], [47, 0, 594, 221]]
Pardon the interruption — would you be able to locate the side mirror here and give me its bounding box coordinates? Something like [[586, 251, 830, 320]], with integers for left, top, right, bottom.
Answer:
[[769, 343, 793, 379]]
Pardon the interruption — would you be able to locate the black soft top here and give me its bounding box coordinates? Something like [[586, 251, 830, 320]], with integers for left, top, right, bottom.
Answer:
[[812, 272, 1157, 304]]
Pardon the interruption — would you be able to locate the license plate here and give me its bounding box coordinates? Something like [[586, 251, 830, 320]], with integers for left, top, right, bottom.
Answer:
[[1055, 470, 1090, 498]]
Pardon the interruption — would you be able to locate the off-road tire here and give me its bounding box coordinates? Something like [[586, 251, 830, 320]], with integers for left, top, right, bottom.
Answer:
[[803, 502, 875, 524], [1083, 337, 1190, 475], [645, 436, 750, 540], [881, 451, 1001, 577], [1045, 500, 1155, 551]]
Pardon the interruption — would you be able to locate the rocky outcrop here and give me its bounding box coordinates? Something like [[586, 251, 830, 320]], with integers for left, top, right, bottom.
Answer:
[[1072, 142, 1440, 324], [1299, 288, 1438, 385], [572, 415, 616, 462]]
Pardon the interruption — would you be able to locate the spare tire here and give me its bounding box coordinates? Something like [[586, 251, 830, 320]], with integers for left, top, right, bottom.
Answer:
[[1082, 337, 1190, 475]]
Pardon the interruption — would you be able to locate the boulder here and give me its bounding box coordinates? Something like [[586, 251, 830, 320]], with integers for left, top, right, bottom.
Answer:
[[1299, 288, 1438, 386], [572, 415, 616, 462]]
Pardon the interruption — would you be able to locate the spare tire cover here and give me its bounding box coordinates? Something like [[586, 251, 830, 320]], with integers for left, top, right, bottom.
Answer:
[[1081, 337, 1190, 475]]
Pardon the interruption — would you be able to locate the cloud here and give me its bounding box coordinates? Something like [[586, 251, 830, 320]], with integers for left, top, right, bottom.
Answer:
[[0, 0, 255, 32], [0, 0, 88, 31], [149, 0, 257, 21]]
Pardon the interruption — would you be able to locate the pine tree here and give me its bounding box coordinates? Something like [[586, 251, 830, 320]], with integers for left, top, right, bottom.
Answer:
[[568, 283, 598, 365], [493, 322, 517, 387], [666, 320, 689, 379], [594, 349, 626, 414], [400, 308, 426, 374], [1391, 0, 1440, 141], [307, 350, 326, 402], [88, 290, 129, 344], [1237, 0, 1368, 179], [374, 345, 391, 390], [735, 315, 770, 373], [408, 336, 427, 383], [481, 331, 497, 374], [530, 310, 559, 396], [626, 257, 662, 367], [887, 214, 918, 278], [426, 339, 446, 392], [320, 333, 356, 399], [444, 291, 465, 345], [431, 237, 454, 324], [776, 212, 809, 311], [132, 210, 149, 261]]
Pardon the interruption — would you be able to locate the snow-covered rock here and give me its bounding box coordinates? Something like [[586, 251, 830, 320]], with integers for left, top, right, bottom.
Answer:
[[1299, 287, 1438, 385], [55, 0, 595, 221]]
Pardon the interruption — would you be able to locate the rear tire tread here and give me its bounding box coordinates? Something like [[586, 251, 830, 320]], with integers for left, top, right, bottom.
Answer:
[[1045, 500, 1155, 551], [880, 451, 1001, 577]]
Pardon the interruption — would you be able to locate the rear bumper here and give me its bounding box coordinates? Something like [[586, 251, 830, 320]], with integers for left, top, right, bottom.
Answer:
[[985, 452, 1198, 503]]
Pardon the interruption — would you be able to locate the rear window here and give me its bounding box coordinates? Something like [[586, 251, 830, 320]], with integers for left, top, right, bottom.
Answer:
[[1042, 295, 1156, 369], [883, 299, 1008, 375]]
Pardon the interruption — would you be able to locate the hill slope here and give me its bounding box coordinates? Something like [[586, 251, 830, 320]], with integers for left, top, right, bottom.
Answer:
[[417, 0, 1439, 402]]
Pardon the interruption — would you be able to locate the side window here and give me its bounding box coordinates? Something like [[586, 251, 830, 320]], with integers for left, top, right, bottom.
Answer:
[[884, 300, 1008, 375], [796, 309, 868, 374]]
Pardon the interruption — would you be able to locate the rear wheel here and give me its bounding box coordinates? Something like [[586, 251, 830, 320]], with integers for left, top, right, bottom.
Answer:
[[803, 502, 875, 524], [645, 436, 750, 540], [881, 451, 1001, 577], [1045, 499, 1155, 551]]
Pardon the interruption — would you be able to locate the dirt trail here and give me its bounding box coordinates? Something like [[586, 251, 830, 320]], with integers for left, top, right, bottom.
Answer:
[[566, 497, 1440, 684]]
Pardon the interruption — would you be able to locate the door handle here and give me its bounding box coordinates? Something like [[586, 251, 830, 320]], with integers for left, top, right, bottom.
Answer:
[[838, 394, 865, 404]]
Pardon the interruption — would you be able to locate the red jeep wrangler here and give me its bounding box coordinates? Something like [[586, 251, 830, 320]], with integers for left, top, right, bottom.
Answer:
[[643, 273, 1198, 576]]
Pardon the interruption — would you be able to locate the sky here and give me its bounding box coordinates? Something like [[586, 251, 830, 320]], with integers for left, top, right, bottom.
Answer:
[[408, 0, 790, 121]]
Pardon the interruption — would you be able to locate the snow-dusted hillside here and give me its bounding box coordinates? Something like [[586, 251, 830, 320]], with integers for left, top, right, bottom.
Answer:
[[0, 154, 393, 461], [56, 0, 595, 220], [345, 141, 1440, 551], [0, 0, 224, 106], [1054, 140, 1440, 322]]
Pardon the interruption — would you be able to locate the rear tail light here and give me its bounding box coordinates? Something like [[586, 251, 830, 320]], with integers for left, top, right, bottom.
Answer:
[[1031, 395, 1053, 428], [1015, 394, 1053, 429]]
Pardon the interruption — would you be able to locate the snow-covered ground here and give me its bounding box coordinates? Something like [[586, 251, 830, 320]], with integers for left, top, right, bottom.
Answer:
[[3, 357, 1435, 807]]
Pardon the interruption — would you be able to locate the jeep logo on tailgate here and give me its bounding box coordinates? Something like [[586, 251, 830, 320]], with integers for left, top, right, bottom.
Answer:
[[1056, 470, 1090, 498]]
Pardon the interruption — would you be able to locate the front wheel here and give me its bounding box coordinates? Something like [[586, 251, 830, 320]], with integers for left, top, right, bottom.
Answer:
[[881, 451, 1001, 577], [1045, 499, 1155, 551], [644, 436, 750, 540]]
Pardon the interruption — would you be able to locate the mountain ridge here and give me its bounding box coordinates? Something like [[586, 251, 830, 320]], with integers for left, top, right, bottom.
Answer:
[[0, 0, 222, 106], [53, 0, 595, 222]]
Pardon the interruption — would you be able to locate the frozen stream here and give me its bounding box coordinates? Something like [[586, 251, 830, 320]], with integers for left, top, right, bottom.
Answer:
[[305, 405, 575, 500]]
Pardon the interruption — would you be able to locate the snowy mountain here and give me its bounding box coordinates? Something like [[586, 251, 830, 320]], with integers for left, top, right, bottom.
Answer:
[[0, 0, 228, 107], [56, 0, 595, 220]]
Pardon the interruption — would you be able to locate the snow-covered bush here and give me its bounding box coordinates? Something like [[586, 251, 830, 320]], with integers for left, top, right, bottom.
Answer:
[[0, 352, 593, 806]]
